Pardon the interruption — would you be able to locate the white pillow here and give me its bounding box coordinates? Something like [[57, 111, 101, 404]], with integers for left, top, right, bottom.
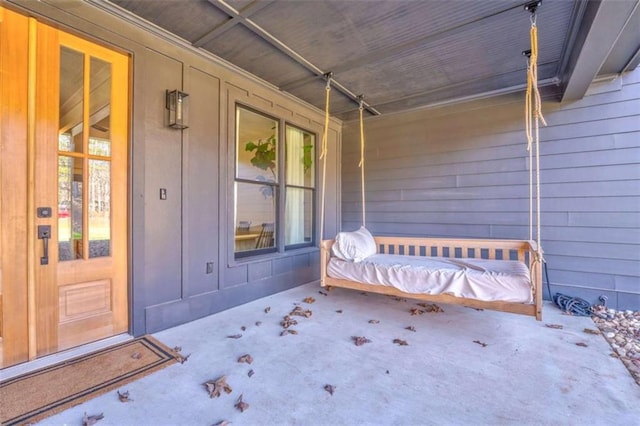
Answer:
[[332, 227, 377, 262]]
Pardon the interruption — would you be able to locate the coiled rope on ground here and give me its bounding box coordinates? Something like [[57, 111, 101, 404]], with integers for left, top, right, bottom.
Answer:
[[552, 293, 593, 317]]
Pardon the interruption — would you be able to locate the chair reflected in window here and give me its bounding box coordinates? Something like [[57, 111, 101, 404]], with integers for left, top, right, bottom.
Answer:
[[255, 222, 275, 249], [237, 220, 251, 234], [235, 221, 258, 252]]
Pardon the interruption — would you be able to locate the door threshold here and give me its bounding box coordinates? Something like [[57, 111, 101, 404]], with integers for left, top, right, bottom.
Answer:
[[0, 333, 133, 381]]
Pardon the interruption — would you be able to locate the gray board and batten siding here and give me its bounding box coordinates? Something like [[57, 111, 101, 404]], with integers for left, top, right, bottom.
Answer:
[[342, 69, 640, 311], [8, 0, 342, 336]]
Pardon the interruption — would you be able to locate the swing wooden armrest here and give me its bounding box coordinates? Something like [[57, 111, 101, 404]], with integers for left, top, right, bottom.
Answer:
[[320, 237, 543, 320]]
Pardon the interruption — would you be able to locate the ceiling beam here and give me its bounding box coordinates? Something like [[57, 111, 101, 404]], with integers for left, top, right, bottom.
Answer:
[[207, 0, 380, 115], [192, 1, 274, 47], [560, 0, 640, 102]]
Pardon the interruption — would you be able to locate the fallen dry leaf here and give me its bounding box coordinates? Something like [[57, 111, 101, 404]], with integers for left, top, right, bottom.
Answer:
[[290, 306, 312, 318], [235, 394, 249, 412], [227, 334, 243, 339], [172, 346, 190, 364], [176, 353, 191, 364], [410, 308, 425, 316], [583, 328, 601, 335], [575, 342, 588, 347], [368, 319, 380, 324], [405, 326, 416, 332], [238, 354, 254, 364], [318, 291, 328, 296], [281, 316, 298, 328], [203, 376, 232, 398], [417, 303, 428, 308], [424, 304, 444, 313], [473, 340, 488, 347], [131, 352, 142, 360], [280, 329, 298, 336], [393, 339, 409, 346], [264, 307, 271, 313], [248, 369, 255, 378], [324, 384, 336, 395], [545, 324, 564, 329], [117, 390, 133, 403], [352, 336, 371, 346], [303, 297, 316, 304], [82, 412, 104, 426]]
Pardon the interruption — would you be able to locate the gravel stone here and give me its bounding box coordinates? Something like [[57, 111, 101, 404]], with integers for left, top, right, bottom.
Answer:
[[592, 305, 640, 386]]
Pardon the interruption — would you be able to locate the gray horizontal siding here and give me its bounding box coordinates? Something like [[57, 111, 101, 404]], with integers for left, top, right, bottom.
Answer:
[[343, 196, 640, 214], [341, 69, 640, 310]]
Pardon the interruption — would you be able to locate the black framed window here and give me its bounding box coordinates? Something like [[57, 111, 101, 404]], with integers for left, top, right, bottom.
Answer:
[[234, 106, 316, 258]]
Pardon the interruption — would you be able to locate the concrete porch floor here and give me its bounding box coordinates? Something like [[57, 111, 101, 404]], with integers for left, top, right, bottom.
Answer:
[[43, 282, 639, 425]]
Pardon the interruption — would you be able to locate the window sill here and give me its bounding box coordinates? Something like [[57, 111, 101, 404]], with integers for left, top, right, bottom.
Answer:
[[228, 245, 319, 268]]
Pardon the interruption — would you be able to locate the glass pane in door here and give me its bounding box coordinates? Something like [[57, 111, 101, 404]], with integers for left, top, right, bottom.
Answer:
[[89, 159, 111, 258], [58, 156, 84, 261], [58, 47, 84, 154], [87, 56, 112, 258], [88, 56, 111, 156]]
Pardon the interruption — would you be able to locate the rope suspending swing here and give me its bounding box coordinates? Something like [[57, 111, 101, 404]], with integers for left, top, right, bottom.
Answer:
[[524, 2, 587, 317], [357, 95, 367, 228], [523, 1, 546, 266], [319, 72, 332, 243]]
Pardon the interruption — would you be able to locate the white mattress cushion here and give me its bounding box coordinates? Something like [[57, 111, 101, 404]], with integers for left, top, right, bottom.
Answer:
[[328, 254, 533, 303], [332, 227, 377, 262]]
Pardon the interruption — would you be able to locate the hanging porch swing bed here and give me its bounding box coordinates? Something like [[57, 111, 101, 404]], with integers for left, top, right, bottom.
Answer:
[[318, 2, 546, 321], [321, 232, 543, 320]]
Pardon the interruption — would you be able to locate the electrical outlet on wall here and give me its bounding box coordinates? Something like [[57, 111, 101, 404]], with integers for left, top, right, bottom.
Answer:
[[206, 262, 214, 274]]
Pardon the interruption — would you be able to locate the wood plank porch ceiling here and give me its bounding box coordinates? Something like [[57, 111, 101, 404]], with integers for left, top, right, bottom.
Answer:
[[107, 0, 640, 121]]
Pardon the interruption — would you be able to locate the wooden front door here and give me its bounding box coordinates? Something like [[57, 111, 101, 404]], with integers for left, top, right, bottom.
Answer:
[[0, 7, 129, 368]]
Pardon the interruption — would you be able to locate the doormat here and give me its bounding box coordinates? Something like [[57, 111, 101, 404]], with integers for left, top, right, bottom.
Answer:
[[0, 335, 177, 425]]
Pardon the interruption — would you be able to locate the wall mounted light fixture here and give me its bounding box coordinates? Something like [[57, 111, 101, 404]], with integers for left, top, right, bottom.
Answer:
[[166, 90, 189, 129]]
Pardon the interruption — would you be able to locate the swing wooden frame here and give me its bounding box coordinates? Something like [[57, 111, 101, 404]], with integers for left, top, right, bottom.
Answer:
[[321, 237, 543, 320], [318, 6, 545, 321]]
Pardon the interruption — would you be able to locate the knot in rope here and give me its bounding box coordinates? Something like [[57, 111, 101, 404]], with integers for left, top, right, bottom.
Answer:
[[532, 250, 544, 265], [319, 76, 332, 161]]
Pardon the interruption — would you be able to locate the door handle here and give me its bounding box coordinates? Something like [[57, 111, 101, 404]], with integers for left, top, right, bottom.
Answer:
[[38, 225, 51, 265]]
